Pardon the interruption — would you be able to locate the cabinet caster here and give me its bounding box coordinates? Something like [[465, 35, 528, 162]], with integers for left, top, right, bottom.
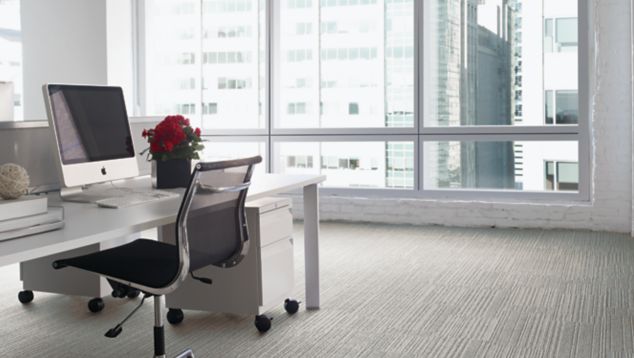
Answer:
[[88, 298, 105, 313], [127, 289, 141, 299], [284, 299, 300, 314], [167, 308, 184, 325], [254, 315, 272, 333], [18, 290, 34, 304]]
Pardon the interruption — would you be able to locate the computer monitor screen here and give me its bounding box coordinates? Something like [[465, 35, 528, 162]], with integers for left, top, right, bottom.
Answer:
[[47, 85, 134, 165], [43, 84, 139, 188]]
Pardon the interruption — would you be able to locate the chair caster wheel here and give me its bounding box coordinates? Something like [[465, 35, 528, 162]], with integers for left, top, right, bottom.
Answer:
[[167, 308, 184, 325], [127, 289, 141, 299], [88, 298, 105, 313], [284, 299, 300, 314], [18, 290, 34, 304], [254, 315, 272, 333]]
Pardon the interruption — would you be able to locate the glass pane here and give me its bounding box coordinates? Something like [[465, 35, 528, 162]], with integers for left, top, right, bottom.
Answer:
[[0, 0, 22, 121], [201, 0, 265, 129], [556, 162, 578, 191], [276, 0, 414, 129], [145, 0, 202, 127], [200, 140, 267, 174], [274, 141, 414, 189], [277, 0, 318, 128], [556, 162, 577, 182], [555, 18, 577, 51], [555, 90, 578, 124], [423, 140, 578, 192], [424, 0, 578, 127], [144, 0, 264, 130]]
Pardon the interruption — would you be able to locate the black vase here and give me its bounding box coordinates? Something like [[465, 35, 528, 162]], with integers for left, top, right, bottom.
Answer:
[[156, 159, 191, 189]]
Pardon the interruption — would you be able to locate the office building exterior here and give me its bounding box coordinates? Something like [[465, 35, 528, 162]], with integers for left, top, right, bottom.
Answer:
[[425, 0, 578, 192], [141, 0, 578, 192]]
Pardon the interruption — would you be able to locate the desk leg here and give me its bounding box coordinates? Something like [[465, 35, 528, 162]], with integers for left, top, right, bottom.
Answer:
[[303, 183, 320, 309]]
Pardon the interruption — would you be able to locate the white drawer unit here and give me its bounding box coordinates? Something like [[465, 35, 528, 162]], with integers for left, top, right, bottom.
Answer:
[[164, 197, 298, 332], [260, 237, 294, 306]]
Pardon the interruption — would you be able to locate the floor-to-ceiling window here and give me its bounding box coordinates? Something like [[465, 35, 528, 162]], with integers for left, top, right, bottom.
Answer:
[[421, 0, 585, 197], [139, 0, 589, 199], [0, 0, 23, 121]]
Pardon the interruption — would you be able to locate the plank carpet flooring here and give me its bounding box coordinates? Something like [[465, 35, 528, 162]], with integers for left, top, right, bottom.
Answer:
[[0, 222, 633, 357]]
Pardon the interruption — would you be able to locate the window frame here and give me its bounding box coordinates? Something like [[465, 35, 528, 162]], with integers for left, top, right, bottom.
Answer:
[[135, 0, 591, 201]]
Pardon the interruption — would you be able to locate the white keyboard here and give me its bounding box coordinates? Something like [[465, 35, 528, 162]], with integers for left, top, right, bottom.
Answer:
[[95, 190, 179, 209]]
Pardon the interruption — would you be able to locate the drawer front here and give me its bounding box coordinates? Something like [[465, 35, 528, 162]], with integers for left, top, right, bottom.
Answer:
[[259, 207, 293, 247], [260, 237, 295, 306]]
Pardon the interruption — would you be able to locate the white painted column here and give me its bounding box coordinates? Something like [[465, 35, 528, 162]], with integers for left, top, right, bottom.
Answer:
[[631, 0, 634, 238], [303, 183, 320, 309], [21, 0, 108, 120]]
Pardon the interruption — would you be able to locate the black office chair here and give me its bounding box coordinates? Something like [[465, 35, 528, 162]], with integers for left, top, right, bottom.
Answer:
[[51, 156, 262, 358]]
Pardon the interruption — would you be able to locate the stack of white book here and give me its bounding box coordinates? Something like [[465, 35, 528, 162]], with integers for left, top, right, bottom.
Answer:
[[0, 196, 64, 242]]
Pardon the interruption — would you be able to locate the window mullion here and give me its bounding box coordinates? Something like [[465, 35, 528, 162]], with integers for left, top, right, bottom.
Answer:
[[266, 0, 274, 173], [416, 0, 424, 192], [198, 0, 204, 128]]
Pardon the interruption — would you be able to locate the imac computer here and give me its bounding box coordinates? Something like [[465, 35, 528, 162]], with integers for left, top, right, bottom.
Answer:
[[43, 84, 140, 201]]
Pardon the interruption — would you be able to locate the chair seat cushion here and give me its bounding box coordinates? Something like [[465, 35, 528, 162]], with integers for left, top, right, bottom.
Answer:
[[55, 239, 179, 289]]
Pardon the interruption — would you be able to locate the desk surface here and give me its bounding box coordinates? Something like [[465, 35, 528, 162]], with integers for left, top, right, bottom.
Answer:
[[0, 174, 325, 267]]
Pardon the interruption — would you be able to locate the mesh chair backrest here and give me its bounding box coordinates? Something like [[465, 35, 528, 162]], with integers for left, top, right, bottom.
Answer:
[[176, 156, 262, 274]]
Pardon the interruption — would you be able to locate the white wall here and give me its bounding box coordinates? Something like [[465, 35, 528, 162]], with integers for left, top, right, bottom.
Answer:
[[21, 0, 108, 120], [291, 0, 634, 234]]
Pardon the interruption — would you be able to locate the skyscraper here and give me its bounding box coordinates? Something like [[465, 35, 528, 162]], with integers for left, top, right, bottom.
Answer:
[[427, 0, 516, 189]]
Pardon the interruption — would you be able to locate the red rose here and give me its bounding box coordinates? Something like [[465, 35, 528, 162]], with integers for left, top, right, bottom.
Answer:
[[195, 128, 201, 137], [150, 142, 161, 153]]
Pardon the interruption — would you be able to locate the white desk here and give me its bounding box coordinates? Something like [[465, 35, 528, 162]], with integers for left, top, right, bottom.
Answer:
[[0, 173, 325, 309]]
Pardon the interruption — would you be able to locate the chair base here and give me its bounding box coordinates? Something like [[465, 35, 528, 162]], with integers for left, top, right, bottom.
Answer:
[[174, 349, 195, 358], [152, 296, 195, 358], [152, 348, 194, 358]]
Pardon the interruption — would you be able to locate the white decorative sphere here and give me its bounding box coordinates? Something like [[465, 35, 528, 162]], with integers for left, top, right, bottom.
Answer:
[[0, 163, 30, 200]]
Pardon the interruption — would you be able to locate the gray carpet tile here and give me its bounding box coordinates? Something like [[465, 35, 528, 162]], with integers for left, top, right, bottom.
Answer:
[[0, 223, 633, 357]]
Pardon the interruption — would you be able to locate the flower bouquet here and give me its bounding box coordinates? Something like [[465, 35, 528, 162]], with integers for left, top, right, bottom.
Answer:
[[142, 115, 204, 188]]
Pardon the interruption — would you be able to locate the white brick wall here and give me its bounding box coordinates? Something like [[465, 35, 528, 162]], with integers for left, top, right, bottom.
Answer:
[[291, 0, 634, 234]]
